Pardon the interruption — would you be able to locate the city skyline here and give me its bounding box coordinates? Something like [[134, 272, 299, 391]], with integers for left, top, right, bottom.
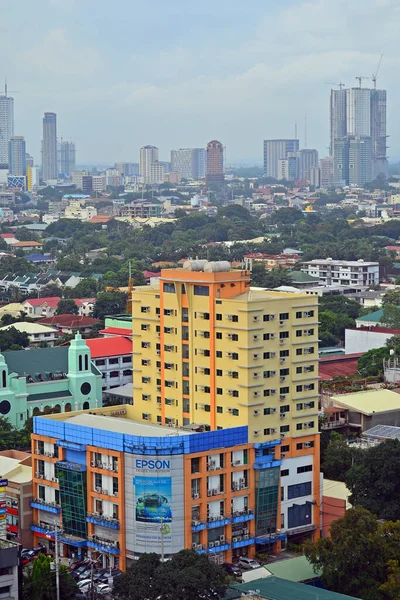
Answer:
[[1, 0, 399, 164]]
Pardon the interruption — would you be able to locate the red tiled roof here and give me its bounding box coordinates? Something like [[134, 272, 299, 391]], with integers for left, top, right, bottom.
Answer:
[[39, 314, 99, 327], [88, 216, 113, 223], [319, 352, 364, 380], [10, 241, 42, 247], [86, 336, 132, 358], [100, 326, 132, 336], [143, 270, 161, 279], [24, 296, 61, 308], [385, 246, 400, 252], [75, 298, 96, 306], [1, 233, 15, 238]]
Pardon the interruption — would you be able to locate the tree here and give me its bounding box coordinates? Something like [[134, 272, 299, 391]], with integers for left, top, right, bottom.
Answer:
[[321, 432, 357, 481], [22, 553, 78, 600], [0, 327, 29, 351], [346, 439, 400, 520], [305, 507, 400, 600], [55, 299, 78, 315], [65, 277, 98, 298], [38, 284, 62, 298], [357, 346, 391, 377], [380, 560, 400, 600], [92, 291, 127, 319], [15, 227, 39, 242], [319, 296, 361, 320], [381, 304, 400, 328], [113, 550, 228, 600]]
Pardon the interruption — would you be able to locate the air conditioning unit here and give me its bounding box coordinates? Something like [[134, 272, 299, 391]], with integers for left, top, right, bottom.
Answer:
[[281, 452, 287, 458], [254, 430, 260, 437], [96, 487, 102, 493], [280, 359, 286, 364], [207, 490, 212, 496], [102, 489, 107, 495], [233, 460, 241, 466], [280, 394, 286, 400], [280, 414, 286, 419], [220, 534, 225, 542], [304, 442, 312, 448], [193, 493, 200, 500], [192, 543, 197, 549], [279, 320, 284, 326], [271, 428, 276, 433], [197, 544, 203, 550], [35, 472, 40, 478], [270, 352, 276, 358], [280, 339, 285, 345], [270, 314, 275, 320], [244, 534, 249, 540], [253, 410, 260, 416], [91, 461, 95, 467], [209, 542, 214, 548], [280, 377, 286, 382], [270, 389, 277, 395], [270, 407, 277, 413], [233, 537, 238, 543], [214, 540, 220, 547]]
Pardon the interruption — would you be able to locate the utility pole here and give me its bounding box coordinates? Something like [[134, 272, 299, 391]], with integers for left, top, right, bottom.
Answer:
[[55, 527, 60, 600]]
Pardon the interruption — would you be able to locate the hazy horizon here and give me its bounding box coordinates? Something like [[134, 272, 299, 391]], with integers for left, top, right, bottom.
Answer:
[[1, 0, 399, 165]]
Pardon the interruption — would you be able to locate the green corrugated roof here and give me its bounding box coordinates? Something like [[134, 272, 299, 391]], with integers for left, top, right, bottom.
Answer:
[[356, 308, 383, 323], [230, 577, 361, 600], [4, 347, 69, 377], [289, 271, 320, 284], [265, 556, 321, 582]]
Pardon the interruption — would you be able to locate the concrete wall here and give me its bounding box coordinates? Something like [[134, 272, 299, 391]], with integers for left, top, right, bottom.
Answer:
[[345, 329, 392, 354]]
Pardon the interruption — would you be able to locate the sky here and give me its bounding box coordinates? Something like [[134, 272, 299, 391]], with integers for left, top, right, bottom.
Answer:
[[1, 0, 400, 165]]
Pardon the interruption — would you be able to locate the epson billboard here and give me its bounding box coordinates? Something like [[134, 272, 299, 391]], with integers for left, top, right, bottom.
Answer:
[[124, 453, 185, 556]]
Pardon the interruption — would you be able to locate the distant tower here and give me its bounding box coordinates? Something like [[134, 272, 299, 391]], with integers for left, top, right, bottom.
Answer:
[[42, 112, 57, 181], [8, 136, 26, 176], [58, 140, 76, 177], [206, 140, 224, 184], [0, 87, 14, 166], [139, 145, 159, 184]]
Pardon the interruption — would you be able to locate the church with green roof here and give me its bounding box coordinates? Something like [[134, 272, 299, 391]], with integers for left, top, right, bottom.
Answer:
[[0, 333, 102, 428]]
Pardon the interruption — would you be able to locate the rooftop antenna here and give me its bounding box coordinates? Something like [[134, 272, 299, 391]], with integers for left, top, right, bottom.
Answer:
[[0, 78, 19, 97], [372, 54, 384, 89], [304, 115, 308, 149]]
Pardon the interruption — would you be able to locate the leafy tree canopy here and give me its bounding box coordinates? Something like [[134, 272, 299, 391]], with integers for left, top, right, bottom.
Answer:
[[55, 299, 78, 315], [23, 553, 78, 600], [305, 507, 400, 600], [92, 291, 127, 319], [113, 550, 228, 600]]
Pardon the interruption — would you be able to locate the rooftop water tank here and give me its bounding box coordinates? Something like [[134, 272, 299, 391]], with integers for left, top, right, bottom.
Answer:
[[203, 261, 231, 273], [183, 260, 208, 271]]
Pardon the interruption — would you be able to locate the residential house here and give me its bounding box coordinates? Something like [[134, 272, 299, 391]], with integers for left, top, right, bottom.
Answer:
[[100, 314, 132, 338], [345, 325, 399, 354], [22, 297, 61, 318], [75, 298, 96, 316], [330, 389, 400, 432], [0, 322, 59, 346], [39, 314, 100, 335]]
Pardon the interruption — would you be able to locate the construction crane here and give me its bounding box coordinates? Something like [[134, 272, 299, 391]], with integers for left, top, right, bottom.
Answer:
[[355, 76, 369, 88], [324, 82, 346, 89], [372, 54, 384, 89]]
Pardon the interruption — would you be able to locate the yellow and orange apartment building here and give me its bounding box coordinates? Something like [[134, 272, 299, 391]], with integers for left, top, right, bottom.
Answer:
[[30, 261, 320, 568]]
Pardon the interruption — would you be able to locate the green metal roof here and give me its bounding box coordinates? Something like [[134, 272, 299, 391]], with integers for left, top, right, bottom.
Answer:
[[4, 347, 69, 377], [27, 390, 72, 402], [289, 271, 320, 284], [265, 556, 321, 582], [356, 308, 383, 323], [230, 577, 361, 600]]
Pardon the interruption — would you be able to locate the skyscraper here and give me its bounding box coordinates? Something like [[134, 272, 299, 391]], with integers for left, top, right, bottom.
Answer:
[[297, 149, 319, 182], [319, 157, 334, 188], [206, 140, 224, 184], [263, 139, 299, 179], [171, 148, 207, 180], [334, 135, 372, 187], [42, 112, 57, 181], [139, 145, 159, 183], [8, 136, 26, 176], [329, 85, 387, 180], [58, 140, 76, 177], [0, 93, 14, 166], [330, 89, 347, 157]]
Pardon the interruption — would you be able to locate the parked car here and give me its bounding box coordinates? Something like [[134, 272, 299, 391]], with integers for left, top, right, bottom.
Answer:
[[77, 579, 93, 594], [237, 557, 261, 570], [95, 583, 112, 595], [222, 562, 242, 578]]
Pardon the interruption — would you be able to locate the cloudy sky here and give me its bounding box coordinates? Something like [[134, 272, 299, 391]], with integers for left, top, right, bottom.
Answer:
[[1, 0, 399, 165]]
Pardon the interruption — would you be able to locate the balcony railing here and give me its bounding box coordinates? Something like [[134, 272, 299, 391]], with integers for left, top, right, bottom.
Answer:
[[321, 418, 347, 430], [30, 498, 61, 513], [86, 513, 120, 530], [87, 535, 120, 555]]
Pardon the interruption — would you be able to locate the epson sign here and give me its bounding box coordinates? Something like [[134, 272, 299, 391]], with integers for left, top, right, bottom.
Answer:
[[136, 459, 171, 470]]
